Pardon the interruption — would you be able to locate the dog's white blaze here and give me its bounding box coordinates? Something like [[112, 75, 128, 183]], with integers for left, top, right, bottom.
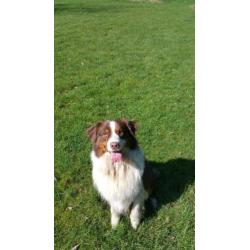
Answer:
[[109, 121, 119, 142], [107, 121, 125, 152]]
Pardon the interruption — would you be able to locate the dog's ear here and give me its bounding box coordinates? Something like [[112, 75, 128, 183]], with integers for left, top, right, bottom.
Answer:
[[86, 122, 103, 144], [122, 119, 138, 136]]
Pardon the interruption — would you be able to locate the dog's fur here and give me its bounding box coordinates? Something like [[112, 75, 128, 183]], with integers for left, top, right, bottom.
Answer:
[[86, 119, 155, 229]]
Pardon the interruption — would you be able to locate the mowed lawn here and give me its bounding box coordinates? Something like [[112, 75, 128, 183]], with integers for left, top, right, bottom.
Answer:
[[55, 0, 194, 249]]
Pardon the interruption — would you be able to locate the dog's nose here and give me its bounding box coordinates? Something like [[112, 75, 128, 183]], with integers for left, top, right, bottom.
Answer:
[[111, 142, 120, 150]]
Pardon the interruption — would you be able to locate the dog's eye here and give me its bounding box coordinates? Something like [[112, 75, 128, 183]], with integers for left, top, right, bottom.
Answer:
[[117, 130, 124, 137], [99, 132, 108, 138]]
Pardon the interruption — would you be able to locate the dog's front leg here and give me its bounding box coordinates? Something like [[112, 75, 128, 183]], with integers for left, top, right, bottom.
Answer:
[[130, 199, 143, 230], [110, 207, 120, 229]]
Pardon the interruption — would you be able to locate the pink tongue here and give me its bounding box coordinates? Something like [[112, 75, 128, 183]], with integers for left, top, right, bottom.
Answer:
[[111, 152, 122, 163]]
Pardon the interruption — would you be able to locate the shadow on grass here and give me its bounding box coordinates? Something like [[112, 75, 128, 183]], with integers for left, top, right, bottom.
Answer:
[[144, 158, 195, 220], [55, 3, 127, 15]]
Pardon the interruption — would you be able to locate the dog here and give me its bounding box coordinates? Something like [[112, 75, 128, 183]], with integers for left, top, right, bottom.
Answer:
[[86, 119, 156, 229]]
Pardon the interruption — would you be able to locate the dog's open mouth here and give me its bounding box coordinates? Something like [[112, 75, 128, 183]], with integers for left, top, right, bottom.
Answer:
[[109, 151, 122, 163]]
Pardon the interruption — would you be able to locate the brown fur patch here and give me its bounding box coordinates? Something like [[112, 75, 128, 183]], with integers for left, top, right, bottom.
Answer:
[[86, 121, 111, 157]]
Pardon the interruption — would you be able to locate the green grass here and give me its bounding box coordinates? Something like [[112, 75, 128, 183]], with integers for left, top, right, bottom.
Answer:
[[55, 0, 194, 249]]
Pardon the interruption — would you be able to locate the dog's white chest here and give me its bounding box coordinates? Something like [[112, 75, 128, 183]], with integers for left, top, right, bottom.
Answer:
[[91, 150, 145, 213]]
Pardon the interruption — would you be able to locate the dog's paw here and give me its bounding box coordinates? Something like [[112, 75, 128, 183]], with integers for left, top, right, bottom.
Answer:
[[130, 218, 140, 230], [111, 215, 119, 229], [111, 223, 118, 229]]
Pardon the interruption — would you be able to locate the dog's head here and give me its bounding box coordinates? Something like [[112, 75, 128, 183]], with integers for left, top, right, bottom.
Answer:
[[86, 119, 138, 157]]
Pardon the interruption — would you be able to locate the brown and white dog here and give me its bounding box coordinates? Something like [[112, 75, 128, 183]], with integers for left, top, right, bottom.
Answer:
[[86, 119, 155, 229]]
